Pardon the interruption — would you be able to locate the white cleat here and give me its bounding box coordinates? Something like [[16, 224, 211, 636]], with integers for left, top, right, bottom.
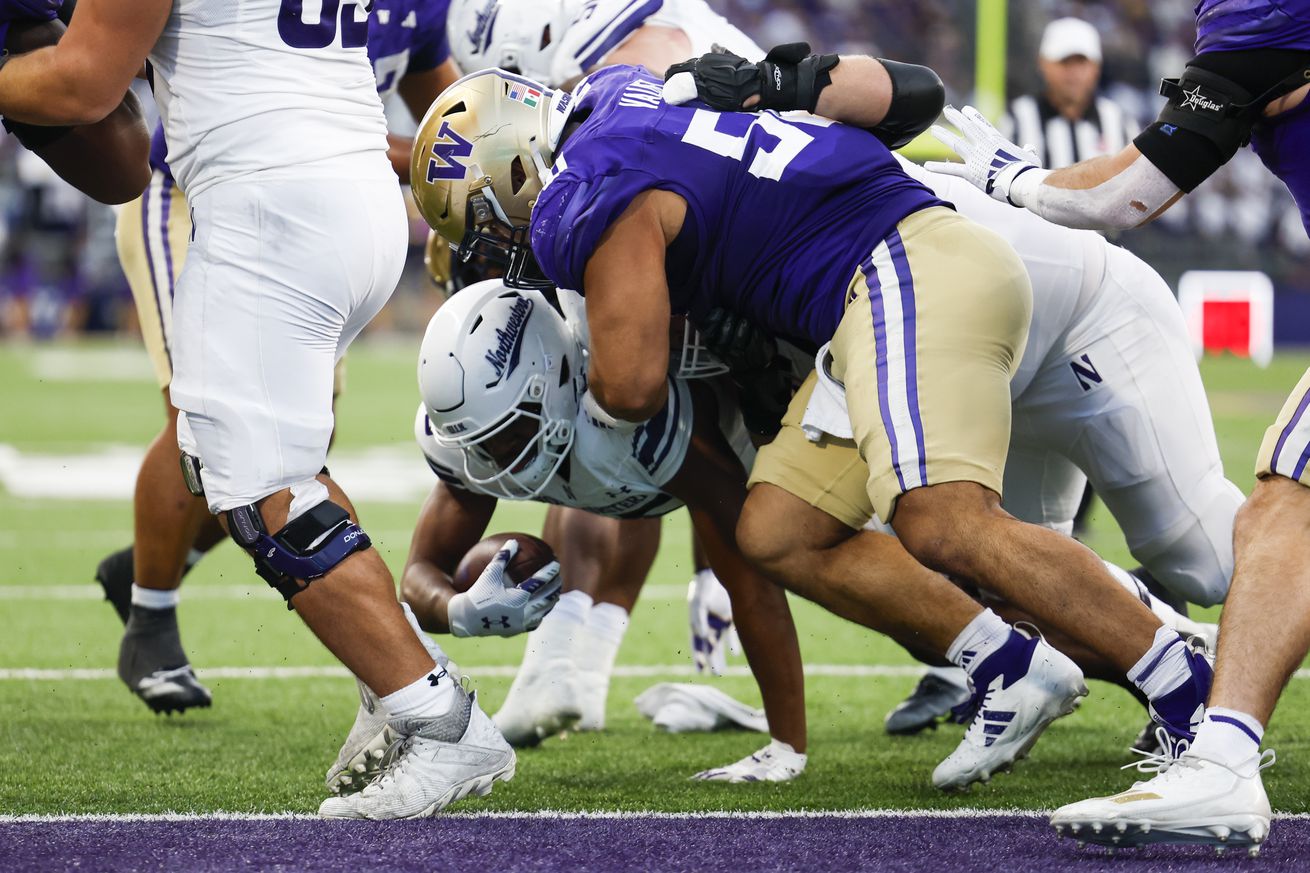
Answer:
[[493, 657, 581, 746], [691, 739, 807, 783], [319, 687, 515, 820], [1050, 749, 1276, 850], [932, 632, 1087, 791], [325, 679, 396, 796]]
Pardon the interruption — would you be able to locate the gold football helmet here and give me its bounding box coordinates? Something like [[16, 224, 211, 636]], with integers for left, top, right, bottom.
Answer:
[[410, 68, 572, 289]]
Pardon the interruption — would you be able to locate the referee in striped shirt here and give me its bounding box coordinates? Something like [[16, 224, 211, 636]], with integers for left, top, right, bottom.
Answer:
[[1002, 18, 1139, 169]]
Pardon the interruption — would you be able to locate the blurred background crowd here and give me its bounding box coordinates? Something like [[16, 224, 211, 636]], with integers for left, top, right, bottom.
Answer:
[[4, 0, 1308, 339]]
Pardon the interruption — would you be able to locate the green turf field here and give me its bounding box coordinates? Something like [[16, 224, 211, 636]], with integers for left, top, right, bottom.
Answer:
[[2, 341, 1309, 816]]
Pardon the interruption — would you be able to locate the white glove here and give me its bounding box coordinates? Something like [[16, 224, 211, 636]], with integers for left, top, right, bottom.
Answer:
[[925, 105, 1049, 205], [448, 539, 563, 638], [687, 570, 736, 676]]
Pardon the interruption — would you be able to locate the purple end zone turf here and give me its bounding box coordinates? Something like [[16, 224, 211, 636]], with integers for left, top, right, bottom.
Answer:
[[3, 815, 1307, 872]]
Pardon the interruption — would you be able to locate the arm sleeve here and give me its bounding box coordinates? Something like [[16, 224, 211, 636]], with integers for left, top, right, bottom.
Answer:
[[549, 0, 665, 83]]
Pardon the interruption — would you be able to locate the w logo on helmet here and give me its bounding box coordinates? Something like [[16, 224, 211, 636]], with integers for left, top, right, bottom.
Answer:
[[426, 121, 474, 183]]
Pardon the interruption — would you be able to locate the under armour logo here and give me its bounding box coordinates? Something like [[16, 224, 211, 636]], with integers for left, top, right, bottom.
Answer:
[[427, 668, 448, 686], [1178, 84, 1223, 114], [482, 616, 512, 630], [1070, 353, 1103, 392]]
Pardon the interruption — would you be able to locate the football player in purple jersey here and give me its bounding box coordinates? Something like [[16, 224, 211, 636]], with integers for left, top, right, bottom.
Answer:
[[410, 52, 1219, 790], [0, 0, 149, 202], [929, 0, 1310, 851], [92, 0, 463, 717]]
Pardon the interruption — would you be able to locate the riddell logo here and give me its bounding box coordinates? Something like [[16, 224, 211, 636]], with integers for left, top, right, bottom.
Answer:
[[484, 297, 533, 386]]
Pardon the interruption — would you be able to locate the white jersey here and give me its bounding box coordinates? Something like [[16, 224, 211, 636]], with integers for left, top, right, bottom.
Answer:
[[416, 379, 693, 518], [894, 155, 1106, 398], [148, 0, 392, 199], [642, 0, 761, 58], [552, 0, 762, 85]]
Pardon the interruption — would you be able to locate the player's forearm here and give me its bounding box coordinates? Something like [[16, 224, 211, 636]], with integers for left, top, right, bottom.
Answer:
[[0, 45, 121, 124], [1010, 147, 1183, 231], [399, 560, 456, 634], [33, 87, 150, 203], [816, 57, 944, 147]]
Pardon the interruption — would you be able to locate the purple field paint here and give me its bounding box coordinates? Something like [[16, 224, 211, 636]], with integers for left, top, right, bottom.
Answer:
[[3, 814, 1308, 872]]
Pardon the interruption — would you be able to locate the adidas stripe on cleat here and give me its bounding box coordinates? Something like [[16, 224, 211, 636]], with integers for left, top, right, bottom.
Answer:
[[932, 626, 1086, 791]]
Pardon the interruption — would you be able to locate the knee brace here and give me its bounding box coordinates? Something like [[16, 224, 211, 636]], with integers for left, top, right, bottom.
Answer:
[[226, 500, 371, 605]]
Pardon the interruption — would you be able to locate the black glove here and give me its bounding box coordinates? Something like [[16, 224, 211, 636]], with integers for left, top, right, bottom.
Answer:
[[698, 307, 777, 371], [694, 308, 791, 438], [664, 42, 839, 114]]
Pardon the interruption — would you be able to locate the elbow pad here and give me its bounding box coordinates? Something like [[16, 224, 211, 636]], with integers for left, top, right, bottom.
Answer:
[[871, 59, 946, 149]]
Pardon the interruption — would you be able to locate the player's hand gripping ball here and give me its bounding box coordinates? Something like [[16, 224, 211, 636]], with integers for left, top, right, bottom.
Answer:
[[448, 534, 562, 637]]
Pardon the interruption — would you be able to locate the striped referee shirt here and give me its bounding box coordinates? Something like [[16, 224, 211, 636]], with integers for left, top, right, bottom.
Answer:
[[1002, 93, 1139, 169]]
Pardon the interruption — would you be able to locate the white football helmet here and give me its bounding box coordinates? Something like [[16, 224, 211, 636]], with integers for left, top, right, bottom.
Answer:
[[448, 0, 579, 83], [419, 279, 586, 499]]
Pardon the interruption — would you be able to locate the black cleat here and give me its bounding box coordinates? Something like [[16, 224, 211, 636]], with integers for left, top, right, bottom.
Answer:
[[94, 545, 135, 624], [117, 605, 212, 715], [884, 673, 973, 735], [1131, 720, 1166, 757]]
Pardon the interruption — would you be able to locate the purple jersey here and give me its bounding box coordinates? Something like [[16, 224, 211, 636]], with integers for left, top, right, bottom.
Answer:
[[369, 0, 451, 101], [1195, 0, 1310, 53], [530, 66, 947, 347], [1192, 1, 1310, 233], [150, 0, 450, 186]]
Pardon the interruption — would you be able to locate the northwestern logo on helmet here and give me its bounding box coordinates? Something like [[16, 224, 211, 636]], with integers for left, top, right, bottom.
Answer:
[[465, 0, 497, 52], [426, 121, 474, 182], [484, 297, 533, 387]]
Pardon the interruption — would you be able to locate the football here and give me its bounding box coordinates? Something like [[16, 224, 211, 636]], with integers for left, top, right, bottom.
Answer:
[[452, 532, 556, 592]]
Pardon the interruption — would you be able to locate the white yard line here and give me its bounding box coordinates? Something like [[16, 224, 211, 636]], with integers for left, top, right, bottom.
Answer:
[[0, 583, 690, 601], [4, 809, 1310, 823], [0, 663, 928, 681]]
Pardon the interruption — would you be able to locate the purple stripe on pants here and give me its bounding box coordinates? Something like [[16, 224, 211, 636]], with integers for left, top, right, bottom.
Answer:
[[1270, 383, 1310, 477], [885, 230, 927, 487], [139, 173, 171, 364], [862, 254, 907, 492]]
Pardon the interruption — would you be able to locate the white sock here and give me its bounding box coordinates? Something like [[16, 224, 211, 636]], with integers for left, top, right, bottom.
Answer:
[[945, 609, 1011, 677], [1104, 562, 1181, 627], [1127, 624, 1192, 700], [381, 667, 455, 719], [1189, 707, 1264, 768], [574, 603, 629, 729], [522, 589, 592, 668], [578, 603, 629, 675], [131, 584, 179, 610]]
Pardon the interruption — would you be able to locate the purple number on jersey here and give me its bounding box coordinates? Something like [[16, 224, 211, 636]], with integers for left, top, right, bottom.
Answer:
[[277, 0, 369, 50]]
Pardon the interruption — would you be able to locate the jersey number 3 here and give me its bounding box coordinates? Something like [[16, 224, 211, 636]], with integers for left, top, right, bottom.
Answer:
[[278, 0, 369, 49], [680, 109, 815, 181]]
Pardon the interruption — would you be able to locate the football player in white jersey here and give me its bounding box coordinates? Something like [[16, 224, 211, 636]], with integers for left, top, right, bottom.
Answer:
[[94, 0, 463, 719], [447, 0, 761, 89], [824, 158, 1242, 735], [0, 0, 514, 819], [386, 279, 809, 784], [444, 0, 766, 677]]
